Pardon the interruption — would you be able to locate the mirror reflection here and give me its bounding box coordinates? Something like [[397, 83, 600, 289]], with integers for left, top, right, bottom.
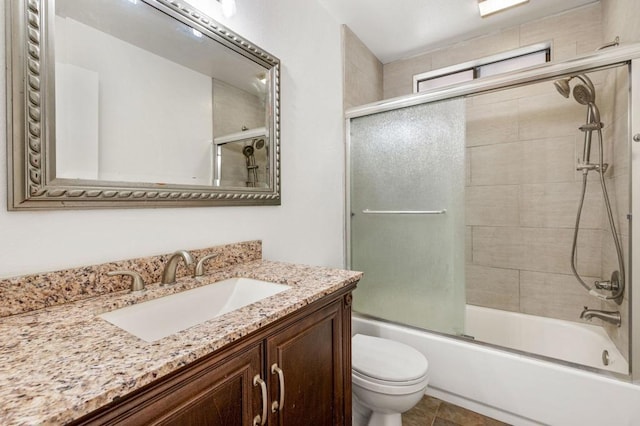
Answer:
[[54, 0, 269, 188], [214, 127, 268, 188]]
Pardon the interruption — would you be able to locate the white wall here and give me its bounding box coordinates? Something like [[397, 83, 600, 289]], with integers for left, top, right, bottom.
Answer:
[[56, 16, 213, 185], [0, 0, 345, 278]]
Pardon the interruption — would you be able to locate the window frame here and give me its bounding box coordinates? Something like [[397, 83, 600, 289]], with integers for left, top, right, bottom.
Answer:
[[413, 42, 551, 93]]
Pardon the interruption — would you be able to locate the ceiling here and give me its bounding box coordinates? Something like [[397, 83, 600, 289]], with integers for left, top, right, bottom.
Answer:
[[318, 0, 599, 63]]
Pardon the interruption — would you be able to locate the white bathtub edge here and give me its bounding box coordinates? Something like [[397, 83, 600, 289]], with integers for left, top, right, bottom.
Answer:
[[353, 314, 640, 426]]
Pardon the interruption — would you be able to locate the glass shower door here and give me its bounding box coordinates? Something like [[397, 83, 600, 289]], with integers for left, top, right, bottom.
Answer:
[[349, 99, 466, 335]]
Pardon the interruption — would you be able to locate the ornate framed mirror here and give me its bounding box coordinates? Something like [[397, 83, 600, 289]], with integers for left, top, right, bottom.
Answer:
[[6, 0, 281, 209]]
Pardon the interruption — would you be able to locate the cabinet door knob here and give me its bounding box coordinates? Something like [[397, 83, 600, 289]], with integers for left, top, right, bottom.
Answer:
[[253, 375, 267, 426], [270, 363, 285, 413]]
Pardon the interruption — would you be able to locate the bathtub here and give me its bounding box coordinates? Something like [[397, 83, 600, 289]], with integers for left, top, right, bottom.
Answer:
[[353, 308, 640, 426], [465, 305, 628, 375]]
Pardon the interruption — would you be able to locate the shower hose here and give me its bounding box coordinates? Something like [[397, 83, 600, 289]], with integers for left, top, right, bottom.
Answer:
[[570, 127, 625, 303]]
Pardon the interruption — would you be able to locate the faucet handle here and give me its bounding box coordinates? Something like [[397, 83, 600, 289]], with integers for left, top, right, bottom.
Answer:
[[107, 270, 145, 292], [195, 254, 219, 277]]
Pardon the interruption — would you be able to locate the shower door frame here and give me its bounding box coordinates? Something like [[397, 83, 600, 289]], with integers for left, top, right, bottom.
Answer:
[[345, 43, 640, 384]]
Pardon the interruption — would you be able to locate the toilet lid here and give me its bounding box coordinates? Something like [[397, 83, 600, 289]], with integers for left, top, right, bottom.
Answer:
[[352, 334, 428, 382]]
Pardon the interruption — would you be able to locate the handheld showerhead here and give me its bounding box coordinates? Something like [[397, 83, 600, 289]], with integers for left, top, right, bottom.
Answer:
[[572, 83, 596, 106], [553, 74, 596, 104], [552, 74, 601, 167]]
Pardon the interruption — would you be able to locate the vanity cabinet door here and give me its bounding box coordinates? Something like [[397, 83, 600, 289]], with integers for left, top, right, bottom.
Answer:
[[154, 344, 263, 426], [266, 299, 346, 426], [73, 343, 263, 426]]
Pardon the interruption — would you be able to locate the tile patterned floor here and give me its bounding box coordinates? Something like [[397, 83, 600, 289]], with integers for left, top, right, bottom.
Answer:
[[403, 395, 511, 426]]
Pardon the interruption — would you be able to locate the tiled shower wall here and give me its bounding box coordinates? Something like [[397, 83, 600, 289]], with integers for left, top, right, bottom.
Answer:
[[598, 66, 630, 359], [212, 79, 265, 185], [344, 1, 633, 359], [342, 25, 383, 110], [379, 2, 611, 324], [383, 3, 603, 99], [601, 0, 640, 369], [464, 70, 627, 328]]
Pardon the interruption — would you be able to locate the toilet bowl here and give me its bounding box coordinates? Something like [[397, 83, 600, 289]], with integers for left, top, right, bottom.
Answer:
[[352, 334, 429, 426]]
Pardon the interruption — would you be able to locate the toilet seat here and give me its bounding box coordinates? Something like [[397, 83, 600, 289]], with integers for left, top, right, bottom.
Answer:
[[352, 334, 429, 395], [352, 369, 428, 395]]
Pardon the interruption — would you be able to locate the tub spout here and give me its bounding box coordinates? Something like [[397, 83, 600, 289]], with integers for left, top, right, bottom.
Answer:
[[580, 306, 621, 327]]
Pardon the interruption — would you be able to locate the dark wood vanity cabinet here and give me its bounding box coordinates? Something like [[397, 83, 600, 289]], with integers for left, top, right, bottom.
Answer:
[[267, 297, 347, 426], [72, 287, 354, 426]]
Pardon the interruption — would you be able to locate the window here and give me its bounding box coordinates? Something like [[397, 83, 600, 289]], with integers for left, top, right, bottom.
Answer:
[[414, 43, 550, 93]]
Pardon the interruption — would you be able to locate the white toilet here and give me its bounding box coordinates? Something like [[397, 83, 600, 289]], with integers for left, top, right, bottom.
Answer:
[[352, 334, 429, 426]]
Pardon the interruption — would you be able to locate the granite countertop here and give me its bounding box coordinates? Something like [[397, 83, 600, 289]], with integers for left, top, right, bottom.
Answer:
[[0, 260, 362, 425]]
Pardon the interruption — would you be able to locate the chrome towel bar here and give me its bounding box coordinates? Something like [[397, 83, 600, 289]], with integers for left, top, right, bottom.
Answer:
[[361, 209, 447, 215]]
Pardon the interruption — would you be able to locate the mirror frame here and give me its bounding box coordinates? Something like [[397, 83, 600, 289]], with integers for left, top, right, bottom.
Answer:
[[6, 0, 281, 209]]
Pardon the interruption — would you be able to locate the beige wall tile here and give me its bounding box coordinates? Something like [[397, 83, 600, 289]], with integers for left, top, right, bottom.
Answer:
[[520, 270, 601, 323], [382, 53, 432, 99], [520, 227, 601, 276], [518, 91, 586, 141], [430, 28, 520, 70], [552, 41, 578, 62], [600, 173, 630, 238], [469, 137, 575, 186], [381, 4, 603, 102], [466, 185, 519, 227], [520, 3, 602, 56], [470, 83, 537, 106], [520, 182, 603, 229], [213, 79, 264, 137], [601, 232, 628, 292], [472, 226, 522, 270], [466, 226, 473, 263], [343, 25, 383, 109], [613, 172, 630, 236], [520, 137, 576, 184], [465, 147, 471, 186], [601, 293, 629, 364], [472, 226, 601, 276], [610, 113, 630, 179], [602, 0, 640, 43], [466, 99, 519, 147], [469, 142, 522, 186], [466, 264, 519, 311]]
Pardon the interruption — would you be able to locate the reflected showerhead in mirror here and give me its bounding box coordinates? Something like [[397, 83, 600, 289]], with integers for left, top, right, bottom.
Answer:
[[252, 138, 265, 150], [242, 145, 254, 158]]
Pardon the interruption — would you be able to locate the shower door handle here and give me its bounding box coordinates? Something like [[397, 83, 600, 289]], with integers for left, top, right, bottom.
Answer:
[[361, 209, 447, 215]]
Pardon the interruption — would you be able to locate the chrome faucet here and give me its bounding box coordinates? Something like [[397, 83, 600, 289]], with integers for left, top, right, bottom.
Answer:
[[580, 306, 621, 327], [161, 249, 195, 284]]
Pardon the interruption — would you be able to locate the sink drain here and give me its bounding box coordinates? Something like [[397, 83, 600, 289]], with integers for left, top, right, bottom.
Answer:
[[602, 350, 610, 366]]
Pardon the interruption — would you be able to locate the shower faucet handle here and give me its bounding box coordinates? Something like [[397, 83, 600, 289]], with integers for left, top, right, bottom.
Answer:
[[594, 280, 613, 290], [594, 271, 620, 292]]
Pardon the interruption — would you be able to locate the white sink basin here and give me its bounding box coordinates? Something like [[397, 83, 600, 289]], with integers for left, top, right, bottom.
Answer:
[[99, 277, 290, 342]]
